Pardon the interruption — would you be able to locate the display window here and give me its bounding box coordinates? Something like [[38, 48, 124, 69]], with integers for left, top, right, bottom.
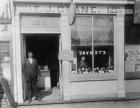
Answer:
[[71, 15, 114, 76]]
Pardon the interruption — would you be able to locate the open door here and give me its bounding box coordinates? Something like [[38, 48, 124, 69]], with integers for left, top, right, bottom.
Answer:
[[21, 34, 63, 100], [21, 35, 26, 64], [21, 35, 27, 101]]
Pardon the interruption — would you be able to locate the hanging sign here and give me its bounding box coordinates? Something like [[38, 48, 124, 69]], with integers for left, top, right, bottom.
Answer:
[[134, 0, 140, 23], [68, 2, 76, 25], [59, 50, 73, 61]]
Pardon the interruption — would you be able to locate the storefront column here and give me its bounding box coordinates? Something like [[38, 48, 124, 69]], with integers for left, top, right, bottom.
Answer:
[[12, 13, 23, 103], [116, 14, 125, 98], [60, 13, 71, 100]]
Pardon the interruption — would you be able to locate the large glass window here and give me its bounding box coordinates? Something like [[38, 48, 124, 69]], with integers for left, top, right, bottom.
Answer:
[[71, 15, 114, 75]]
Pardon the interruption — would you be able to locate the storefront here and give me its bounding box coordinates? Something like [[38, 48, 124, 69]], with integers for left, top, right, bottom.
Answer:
[[2, 0, 140, 104]]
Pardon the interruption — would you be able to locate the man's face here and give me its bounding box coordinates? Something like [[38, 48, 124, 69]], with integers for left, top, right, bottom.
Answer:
[[28, 53, 33, 58]]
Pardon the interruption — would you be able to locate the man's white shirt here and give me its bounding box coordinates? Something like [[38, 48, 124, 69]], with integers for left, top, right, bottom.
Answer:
[[29, 58, 33, 64]]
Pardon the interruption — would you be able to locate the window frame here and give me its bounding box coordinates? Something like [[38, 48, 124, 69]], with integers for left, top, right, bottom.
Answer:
[[71, 15, 116, 81]]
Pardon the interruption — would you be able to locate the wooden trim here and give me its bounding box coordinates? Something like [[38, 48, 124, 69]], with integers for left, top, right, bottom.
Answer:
[[70, 73, 117, 81], [71, 93, 117, 100], [13, 0, 135, 5]]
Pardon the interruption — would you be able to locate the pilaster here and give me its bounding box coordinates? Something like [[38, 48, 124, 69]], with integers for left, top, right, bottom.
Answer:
[[13, 12, 23, 103], [60, 12, 71, 100], [116, 14, 125, 98]]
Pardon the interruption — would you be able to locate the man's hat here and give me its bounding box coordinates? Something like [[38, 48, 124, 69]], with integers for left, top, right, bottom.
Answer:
[[27, 51, 33, 54]]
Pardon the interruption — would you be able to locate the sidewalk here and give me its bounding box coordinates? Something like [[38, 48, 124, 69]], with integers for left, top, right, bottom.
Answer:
[[18, 99, 140, 108], [17, 87, 140, 108]]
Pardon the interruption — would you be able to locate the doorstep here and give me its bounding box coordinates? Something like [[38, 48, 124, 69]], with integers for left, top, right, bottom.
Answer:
[[18, 92, 140, 106]]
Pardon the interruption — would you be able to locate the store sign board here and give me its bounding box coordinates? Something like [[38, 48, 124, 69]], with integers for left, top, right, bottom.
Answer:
[[16, 4, 124, 15], [134, 0, 140, 23], [59, 50, 73, 61]]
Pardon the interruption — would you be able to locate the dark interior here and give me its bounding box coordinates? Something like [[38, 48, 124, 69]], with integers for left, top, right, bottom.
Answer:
[[24, 34, 59, 88], [94, 46, 114, 69]]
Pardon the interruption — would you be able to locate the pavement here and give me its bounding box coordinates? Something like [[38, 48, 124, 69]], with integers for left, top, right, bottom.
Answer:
[[2, 87, 140, 108], [17, 99, 140, 108]]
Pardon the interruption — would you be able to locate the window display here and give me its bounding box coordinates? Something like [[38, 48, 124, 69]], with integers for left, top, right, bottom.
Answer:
[[71, 15, 114, 75]]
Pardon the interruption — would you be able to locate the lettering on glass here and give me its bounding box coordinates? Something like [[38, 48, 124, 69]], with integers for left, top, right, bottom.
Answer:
[[78, 51, 106, 56]]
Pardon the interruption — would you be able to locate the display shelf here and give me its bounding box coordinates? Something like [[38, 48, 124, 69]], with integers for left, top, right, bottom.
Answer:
[[70, 72, 117, 81], [40, 70, 50, 77], [38, 70, 51, 88]]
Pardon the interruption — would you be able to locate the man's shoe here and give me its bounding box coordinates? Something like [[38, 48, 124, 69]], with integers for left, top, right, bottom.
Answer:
[[38, 98, 42, 102], [28, 99, 31, 104], [35, 97, 42, 102]]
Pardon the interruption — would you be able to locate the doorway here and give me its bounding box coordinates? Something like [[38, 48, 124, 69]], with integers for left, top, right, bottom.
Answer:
[[22, 34, 60, 89]]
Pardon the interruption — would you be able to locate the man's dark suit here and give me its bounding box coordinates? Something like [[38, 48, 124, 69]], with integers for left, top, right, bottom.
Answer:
[[23, 58, 39, 101]]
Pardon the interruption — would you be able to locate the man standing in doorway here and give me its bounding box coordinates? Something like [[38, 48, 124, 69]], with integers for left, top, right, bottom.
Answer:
[[23, 51, 40, 103]]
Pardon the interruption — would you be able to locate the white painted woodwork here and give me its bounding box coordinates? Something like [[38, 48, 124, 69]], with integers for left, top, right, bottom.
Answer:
[[125, 80, 140, 93], [21, 15, 60, 33], [12, 14, 24, 103], [60, 12, 71, 100], [13, 0, 135, 5], [116, 14, 125, 97], [71, 81, 117, 99]]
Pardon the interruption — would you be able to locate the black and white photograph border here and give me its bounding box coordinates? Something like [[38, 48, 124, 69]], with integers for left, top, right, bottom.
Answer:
[[1, 0, 140, 108]]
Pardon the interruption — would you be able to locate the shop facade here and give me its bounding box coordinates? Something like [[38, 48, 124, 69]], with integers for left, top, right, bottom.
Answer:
[[1, 0, 140, 104]]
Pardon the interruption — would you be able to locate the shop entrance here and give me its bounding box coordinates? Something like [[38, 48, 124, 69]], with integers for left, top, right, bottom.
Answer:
[[22, 34, 60, 90]]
